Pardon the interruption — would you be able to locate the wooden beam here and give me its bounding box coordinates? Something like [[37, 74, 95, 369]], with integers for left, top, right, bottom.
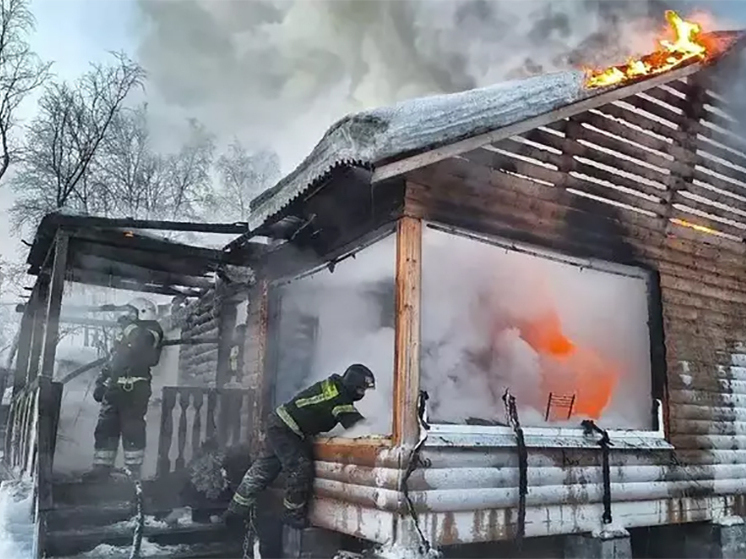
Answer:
[[26, 276, 50, 383], [66, 269, 204, 298], [372, 62, 705, 183], [39, 233, 69, 379], [11, 297, 34, 398], [71, 251, 213, 289], [216, 303, 238, 389], [64, 227, 233, 265], [62, 216, 248, 234], [392, 216, 422, 447]]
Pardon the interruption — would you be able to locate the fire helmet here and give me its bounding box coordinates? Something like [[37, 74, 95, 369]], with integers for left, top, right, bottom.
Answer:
[[341, 364, 375, 401], [127, 298, 158, 322]]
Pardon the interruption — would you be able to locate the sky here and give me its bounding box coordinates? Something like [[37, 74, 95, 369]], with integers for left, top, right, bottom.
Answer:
[[0, 0, 137, 266], [2, 0, 746, 269]]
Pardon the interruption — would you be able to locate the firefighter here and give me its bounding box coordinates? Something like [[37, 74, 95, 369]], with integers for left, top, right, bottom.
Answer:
[[223, 363, 376, 530], [85, 298, 164, 481]]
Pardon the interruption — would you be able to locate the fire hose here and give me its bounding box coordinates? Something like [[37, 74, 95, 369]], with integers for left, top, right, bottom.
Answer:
[[581, 419, 613, 525], [241, 507, 260, 559], [401, 390, 433, 556], [502, 390, 527, 548], [124, 467, 145, 559]]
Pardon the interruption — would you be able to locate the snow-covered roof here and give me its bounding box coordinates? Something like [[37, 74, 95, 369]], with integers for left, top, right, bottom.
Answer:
[[249, 70, 587, 229], [248, 30, 746, 232]]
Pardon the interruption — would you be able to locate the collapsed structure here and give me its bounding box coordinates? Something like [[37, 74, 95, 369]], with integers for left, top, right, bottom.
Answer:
[[6, 13, 746, 559]]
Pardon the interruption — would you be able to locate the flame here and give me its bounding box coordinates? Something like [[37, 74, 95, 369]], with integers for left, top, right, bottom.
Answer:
[[671, 218, 719, 235], [518, 310, 619, 420], [585, 10, 710, 89]]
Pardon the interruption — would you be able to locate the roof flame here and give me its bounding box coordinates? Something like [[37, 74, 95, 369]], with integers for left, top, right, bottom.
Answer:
[[585, 10, 710, 89]]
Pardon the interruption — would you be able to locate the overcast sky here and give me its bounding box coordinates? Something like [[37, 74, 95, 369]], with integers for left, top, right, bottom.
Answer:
[[2, 0, 746, 267]]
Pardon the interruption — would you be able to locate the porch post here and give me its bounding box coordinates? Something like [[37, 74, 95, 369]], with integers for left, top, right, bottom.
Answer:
[[39, 232, 69, 379], [26, 276, 50, 383], [13, 294, 35, 396], [392, 216, 422, 447]]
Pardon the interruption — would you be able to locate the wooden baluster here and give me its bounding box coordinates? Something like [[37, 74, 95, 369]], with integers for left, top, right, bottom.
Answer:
[[206, 390, 217, 445], [191, 389, 204, 460], [156, 388, 177, 478], [175, 391, 190, 471]]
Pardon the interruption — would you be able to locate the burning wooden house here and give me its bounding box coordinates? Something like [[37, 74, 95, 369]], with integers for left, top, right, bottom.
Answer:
[[7, 10, 746, 559], [222, 12, 746, 559]]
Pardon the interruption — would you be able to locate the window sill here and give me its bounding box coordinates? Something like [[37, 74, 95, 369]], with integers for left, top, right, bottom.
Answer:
[[425, 424, 673, 451]]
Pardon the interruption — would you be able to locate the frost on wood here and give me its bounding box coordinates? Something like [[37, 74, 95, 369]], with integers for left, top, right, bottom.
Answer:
[[250, 70, 586, 228]]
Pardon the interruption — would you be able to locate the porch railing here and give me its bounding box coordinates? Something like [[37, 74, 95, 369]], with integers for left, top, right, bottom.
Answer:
[[156, 386, 254, 477], [2, 376, 63, 517]]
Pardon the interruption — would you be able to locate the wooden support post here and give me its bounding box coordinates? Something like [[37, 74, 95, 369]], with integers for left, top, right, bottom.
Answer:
[[12, 298, 34, 396], [39, 233, 69, 379], [392, 216, 422, 448], [26, 277, 50, 383], [216, 303, 238, 388], [246, 279, 269, 450]]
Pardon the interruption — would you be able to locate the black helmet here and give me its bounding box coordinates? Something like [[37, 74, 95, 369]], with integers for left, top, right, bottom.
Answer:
[[341, 364, 375, 401]]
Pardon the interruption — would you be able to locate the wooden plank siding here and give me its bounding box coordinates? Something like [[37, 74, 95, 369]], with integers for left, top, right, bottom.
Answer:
[[394, 74, 746, 544]]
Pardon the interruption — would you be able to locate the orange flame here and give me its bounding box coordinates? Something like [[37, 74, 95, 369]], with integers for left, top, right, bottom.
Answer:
[[585, 10, 710, 89], [671, 218, 719, 235], [518, 311, 619, 420]]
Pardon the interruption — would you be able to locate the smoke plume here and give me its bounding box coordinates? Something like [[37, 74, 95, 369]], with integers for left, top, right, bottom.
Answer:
[[134, 0, 697, 173]]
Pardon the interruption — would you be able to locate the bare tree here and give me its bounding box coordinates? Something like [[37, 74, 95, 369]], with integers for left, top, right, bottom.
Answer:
[[213, 140, 280, 221], [89, 106, 216, 221], [0, 0, 50, 183], [10, 51, 145, 228]]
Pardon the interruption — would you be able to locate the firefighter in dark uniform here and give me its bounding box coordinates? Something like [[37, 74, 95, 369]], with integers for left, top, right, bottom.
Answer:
[[86, 298, 164, 480], [223, 363, 375, 529]]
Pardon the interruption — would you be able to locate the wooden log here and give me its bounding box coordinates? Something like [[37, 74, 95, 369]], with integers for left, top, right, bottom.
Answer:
[[623, 94, 685, 127], [696, 121, 746, 157], [596, 102, 681, 142], [566, 118, 672, 173], [661, 274, 746, 306], [662, 288, 746, 319], [700, 106, 744, 137], [393, 216, 422, 447], [682, 181, 746, 219], [643, 85, 688, 113], [692, 167, 746, 200], [696, 137, 746, 176], [670, 206, 746, 241], [572, 111, 675, 160], [461, 148, 666, 215], [571, 159, 666, 201]]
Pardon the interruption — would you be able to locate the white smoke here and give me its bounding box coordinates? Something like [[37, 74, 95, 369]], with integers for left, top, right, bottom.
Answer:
[[272, 234, 396, 437], [420, 227, 653, 431], [133, 0, 703, 172], [52, 282, 175, 478]]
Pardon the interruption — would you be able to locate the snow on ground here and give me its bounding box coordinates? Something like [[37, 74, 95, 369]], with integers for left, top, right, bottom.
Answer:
[[0, 477, 35, 559]]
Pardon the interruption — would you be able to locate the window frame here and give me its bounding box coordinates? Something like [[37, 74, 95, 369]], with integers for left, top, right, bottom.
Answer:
[[419, 222, 670, 448], [263, 226, 398, 439]]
